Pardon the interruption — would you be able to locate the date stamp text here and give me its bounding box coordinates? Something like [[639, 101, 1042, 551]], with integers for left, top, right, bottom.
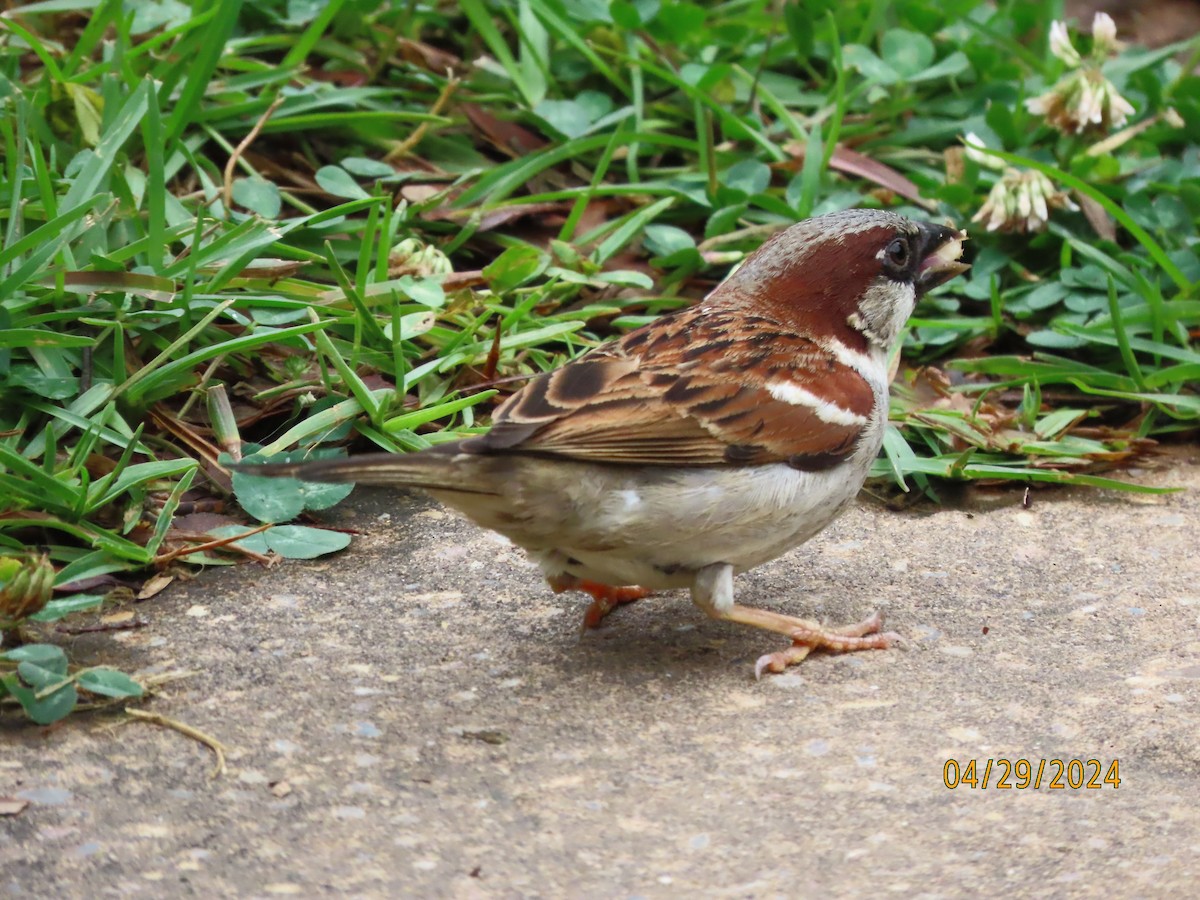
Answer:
[[943, 758, 1120, 790]]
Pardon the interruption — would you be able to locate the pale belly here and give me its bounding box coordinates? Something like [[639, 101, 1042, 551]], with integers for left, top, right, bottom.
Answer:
[[545, 463, 865, 588], [431, 453, 873, 591]]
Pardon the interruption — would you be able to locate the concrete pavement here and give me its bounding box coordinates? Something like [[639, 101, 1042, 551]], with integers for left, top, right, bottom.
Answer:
[[4, 450, 1199, 898]]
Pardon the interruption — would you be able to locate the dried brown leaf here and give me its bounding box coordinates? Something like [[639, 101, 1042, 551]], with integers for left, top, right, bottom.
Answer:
[[308, 69, 369, 87], [442, 270, 487, 291], [783, 141, 933, 208], [136, 573, 175, 601], [395, 38, 464, 74], [423, 200, 571, 233], [400, 184, 444, 204], [1075, 192, 1117, 242], [462, 104, 546, 157]]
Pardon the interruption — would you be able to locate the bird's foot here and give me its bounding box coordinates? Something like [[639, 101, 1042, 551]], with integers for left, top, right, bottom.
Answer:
[[579, 583, 651, 630], [547, 574, 651, 630], [754, 611, 899, 680], [691, 565, 900, 680]]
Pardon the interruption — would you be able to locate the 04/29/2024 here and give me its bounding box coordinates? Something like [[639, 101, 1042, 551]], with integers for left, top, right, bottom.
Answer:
[[943, 758, 1121, 790]]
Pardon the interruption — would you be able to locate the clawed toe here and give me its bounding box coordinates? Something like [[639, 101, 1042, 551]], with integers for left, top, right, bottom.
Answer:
[[832, 609, 885, 638], [580, 585, 651, 631], [755, 645, 815, 679], [546, 576, 651, 633], [753, 611, 898, 680], [786, 624, 896, 654]]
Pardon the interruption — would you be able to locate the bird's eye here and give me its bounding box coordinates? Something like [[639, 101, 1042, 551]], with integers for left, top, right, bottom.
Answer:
[[886, 238, 910, 268]]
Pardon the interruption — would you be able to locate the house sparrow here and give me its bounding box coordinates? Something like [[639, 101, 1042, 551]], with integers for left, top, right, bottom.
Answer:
[[241, 209, 967, 677]]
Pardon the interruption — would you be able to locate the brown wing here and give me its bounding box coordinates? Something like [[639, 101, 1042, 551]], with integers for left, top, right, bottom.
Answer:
[[465, 308, 875, 469]]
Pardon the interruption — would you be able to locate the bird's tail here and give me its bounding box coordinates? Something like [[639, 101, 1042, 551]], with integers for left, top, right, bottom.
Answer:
[[234, 443, 499, 495]]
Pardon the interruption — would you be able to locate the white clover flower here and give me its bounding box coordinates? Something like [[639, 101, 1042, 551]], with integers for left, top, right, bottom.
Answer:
[[1025, 68, 1134, 133], [1091, 12, 1119, 56], [1025, 15, 1134, 134], [962, 132, 1005, 170], [971, 168, 1078, 233], [390, 237, 453, 276], [1048, 20, 1081, 66], [1101, 76, 1135, 127]]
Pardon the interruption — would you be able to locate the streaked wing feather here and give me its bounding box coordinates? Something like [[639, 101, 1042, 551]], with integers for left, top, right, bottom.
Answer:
[[467, 308, 874, 467]]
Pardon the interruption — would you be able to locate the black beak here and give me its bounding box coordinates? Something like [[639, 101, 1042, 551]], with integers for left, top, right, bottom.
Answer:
[[915, 222, 969, 292]]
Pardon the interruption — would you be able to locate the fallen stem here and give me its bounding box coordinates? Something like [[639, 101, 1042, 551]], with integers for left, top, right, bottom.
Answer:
[[385, 72, 460, 161], [153, 521, 274, 566], [222, 95, 286, 211], [125, 708, 228, 779]]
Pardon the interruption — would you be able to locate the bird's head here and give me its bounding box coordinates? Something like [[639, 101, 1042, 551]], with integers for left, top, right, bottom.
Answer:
[[709, 209, 969, 354]]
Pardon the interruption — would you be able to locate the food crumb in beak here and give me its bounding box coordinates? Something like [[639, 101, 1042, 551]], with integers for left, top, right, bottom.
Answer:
[[924, 231, 966, 269]]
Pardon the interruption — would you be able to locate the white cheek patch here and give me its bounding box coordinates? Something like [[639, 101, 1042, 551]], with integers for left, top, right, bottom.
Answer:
[[765, 381, 868, 427], [852, 280, 916, 350]]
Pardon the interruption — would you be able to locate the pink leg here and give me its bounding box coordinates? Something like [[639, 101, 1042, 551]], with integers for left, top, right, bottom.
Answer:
[[548, 574, 651, 630]]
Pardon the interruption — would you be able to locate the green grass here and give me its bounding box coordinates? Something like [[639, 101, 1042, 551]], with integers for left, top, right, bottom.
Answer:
[[0, 0, 1197, 720]]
